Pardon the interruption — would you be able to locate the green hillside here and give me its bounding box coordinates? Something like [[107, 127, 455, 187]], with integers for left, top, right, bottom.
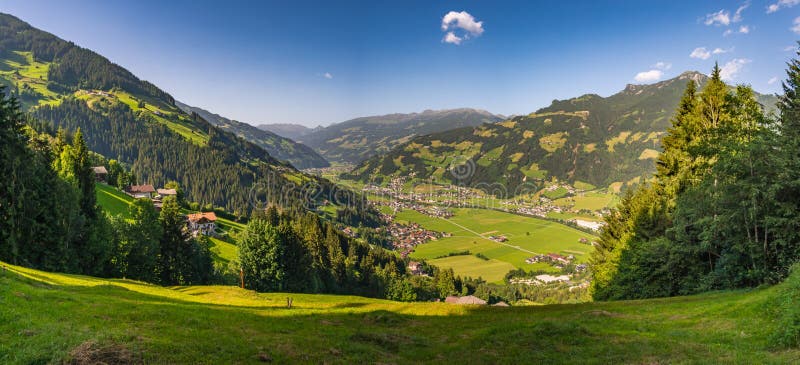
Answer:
[[347, 72, 778, 194], [175, 101, 329, 169], [300, 108, 503, 164], [2, 262, 799, 364], [0, 13, 369, 219]]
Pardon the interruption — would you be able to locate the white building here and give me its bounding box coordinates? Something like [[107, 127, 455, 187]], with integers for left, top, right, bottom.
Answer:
[[187, 212, 217, 236]]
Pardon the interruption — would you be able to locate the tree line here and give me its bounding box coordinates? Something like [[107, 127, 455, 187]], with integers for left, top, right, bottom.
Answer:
[[0, 88, 213, 285], [591, 54, 800, 300]]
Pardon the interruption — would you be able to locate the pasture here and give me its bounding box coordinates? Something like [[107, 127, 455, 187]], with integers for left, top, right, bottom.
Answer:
[[2, 262, 798, 364], [405, 208, 595, 282]]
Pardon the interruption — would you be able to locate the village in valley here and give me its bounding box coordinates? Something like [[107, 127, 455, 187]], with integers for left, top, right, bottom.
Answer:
[[351, 176, 606, 300]]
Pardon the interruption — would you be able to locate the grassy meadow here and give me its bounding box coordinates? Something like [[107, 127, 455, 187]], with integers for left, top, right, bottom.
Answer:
[[402, 208, 595, 282], [2, 262, 799, 364]]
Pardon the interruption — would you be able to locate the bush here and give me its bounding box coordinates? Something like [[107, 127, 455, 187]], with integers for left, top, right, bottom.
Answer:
[[771, 263, 800, 348]]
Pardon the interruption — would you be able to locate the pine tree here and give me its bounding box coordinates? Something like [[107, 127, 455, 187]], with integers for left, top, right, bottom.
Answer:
[[72, 128, 97, 218]]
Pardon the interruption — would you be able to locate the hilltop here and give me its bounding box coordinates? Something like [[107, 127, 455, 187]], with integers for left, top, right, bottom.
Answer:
[[299, 108, 503, 164], [347, 72, 778, 193], [175, 101, 329, 169], [2, 262, 799, 363]]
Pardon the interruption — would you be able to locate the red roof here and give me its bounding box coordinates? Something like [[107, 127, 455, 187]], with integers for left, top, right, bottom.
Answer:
[[187, 212, 217, 223]]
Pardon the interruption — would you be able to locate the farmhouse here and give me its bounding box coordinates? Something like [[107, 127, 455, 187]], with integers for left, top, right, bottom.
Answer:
[[187, 212, 217, 236], [407, 261, 425, 275], [92, 166, 108, 182], [157, 188, 177, 198], [125, 184, 155, 199], [489, 235, 508, 243]]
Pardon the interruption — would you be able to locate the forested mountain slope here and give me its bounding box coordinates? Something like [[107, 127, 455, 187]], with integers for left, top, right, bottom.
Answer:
[[175, 101, 329, 169], [347, 72, 778, 193], [0, 13, 356, 218], [300, 108, 503, 164]]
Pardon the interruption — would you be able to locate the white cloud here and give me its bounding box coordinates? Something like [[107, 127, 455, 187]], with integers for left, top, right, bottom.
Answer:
[[785, 45, 799, 52], [713, 47, 733, 54], [323, 72, 333, 79], [723, 29, 734, 36], [720, 58, 751, 81], [739, 25, 751, 34], [768, 77, 780, 85], [704, 10, 731, 26], [690, 47, 711, 60], [767, 0, 800, 13], [652, 61, 672, 70], [793, 17, 800, 34], [441, 11, 484, 45], [733, 2, 749, 22], [443, 32, 463, 45], [634, 69, 664, 83]]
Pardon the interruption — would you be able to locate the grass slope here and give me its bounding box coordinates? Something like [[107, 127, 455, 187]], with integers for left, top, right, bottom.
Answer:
[[1, 263, 798, 364], [95, 183, 134, 219]]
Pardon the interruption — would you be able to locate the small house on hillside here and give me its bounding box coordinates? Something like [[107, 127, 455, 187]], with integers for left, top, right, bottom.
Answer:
[[157, 188, 177, 199], [92, 166, 108, 182], [125, 184, 155, 199], [187, 212, 217, 236]]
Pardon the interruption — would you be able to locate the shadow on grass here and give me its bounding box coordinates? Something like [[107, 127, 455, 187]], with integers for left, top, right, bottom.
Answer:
[[2, 264, 795, 364]]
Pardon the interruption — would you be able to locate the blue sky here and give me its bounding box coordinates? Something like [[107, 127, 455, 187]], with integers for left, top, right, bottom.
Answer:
[[2, 1, 799, 126]]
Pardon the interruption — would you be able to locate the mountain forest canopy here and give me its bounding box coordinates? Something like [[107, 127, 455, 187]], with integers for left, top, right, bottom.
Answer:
[[590, 58, 800, 300]]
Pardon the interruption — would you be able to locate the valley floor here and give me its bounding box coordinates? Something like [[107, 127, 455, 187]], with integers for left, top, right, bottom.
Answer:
[[2, 263, 799, 364]]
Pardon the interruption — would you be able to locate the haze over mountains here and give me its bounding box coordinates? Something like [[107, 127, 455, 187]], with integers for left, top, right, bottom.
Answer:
[[257, 123, 320, 141], [347, 71, 779, 193], [291, 108, 504, 164]]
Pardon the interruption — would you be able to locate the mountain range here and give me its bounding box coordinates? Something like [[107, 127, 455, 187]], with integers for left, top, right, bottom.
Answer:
[[175, 101, 329, 169], [346, 71, 779, 194], [295, 108, 504, 164]]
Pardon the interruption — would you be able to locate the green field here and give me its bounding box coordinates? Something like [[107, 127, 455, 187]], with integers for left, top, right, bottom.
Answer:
[[554, 191, 619, 211], [404, 208, 595, 282], [2, 262, 799, 363], [427, 255, 515, 282], [95, 183, 134, 219]]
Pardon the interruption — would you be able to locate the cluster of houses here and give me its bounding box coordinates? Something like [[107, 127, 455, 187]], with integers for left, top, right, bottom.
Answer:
[[123, 184, 218, 237], [570, 219, 606, 232], [381, 201, 455, 219], [509, 274, 571, 286], [525, 253, 575, 268], [387, 221, 447, 257]]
